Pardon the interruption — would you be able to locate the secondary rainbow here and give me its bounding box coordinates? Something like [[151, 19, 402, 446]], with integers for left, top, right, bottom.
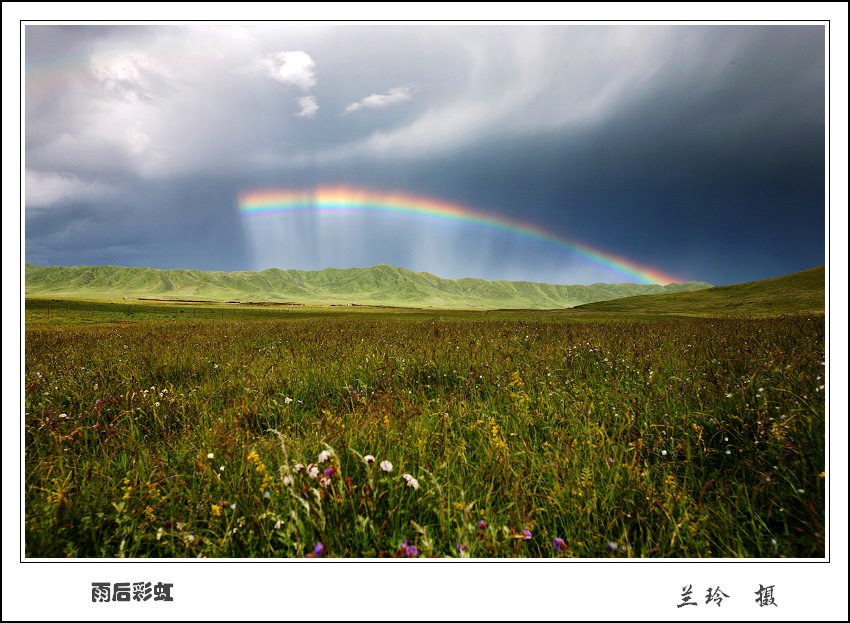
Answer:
[[239, 186, 683, 285]]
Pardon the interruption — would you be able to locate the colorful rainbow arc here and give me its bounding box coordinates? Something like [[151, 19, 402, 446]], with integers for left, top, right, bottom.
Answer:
[[238, 186, 683, 285]]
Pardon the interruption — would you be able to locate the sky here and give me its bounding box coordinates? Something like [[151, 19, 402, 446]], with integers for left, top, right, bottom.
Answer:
[[22, 22, 829, 286]]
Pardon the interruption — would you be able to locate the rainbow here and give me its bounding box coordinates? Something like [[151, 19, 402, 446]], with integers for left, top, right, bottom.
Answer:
[[238, 186, 683, 285]]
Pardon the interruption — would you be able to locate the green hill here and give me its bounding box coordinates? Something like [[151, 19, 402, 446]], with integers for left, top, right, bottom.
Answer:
[[24, 263, 712, 309], [575, 265, 824, 316]]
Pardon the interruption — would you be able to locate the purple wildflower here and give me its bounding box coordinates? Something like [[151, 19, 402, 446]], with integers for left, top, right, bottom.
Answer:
[[607, 541, 618, 552], [478, 520, 487, 530], [522, 528, 532, 540], [553, 537, 567, 552], [313, 542, 325, 557], [397, 538, 420, 558]]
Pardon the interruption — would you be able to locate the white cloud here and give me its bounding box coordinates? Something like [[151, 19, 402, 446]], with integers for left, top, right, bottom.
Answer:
[[259, 50, 316, 91], [343, 86, 415, 114], [125, 128, 152, 154], [25, 170, 113, 208], [295, 96, 318, 118]]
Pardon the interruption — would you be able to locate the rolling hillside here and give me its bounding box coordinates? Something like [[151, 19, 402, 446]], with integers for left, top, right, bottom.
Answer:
[[575, 265, 824, 316], [24, 263, 712, 309]]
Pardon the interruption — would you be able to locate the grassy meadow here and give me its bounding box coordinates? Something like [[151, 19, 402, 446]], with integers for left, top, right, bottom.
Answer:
[[24, 290, 826, 558]]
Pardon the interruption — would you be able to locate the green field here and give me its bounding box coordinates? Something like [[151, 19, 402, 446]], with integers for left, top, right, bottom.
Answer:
[[23, 268, 826, 558]]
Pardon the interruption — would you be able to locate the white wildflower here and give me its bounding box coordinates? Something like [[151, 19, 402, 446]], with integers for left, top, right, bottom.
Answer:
[[380, 460, 393, 473]]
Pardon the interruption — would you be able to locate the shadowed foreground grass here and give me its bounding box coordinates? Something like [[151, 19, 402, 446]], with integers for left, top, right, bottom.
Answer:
[[24, 305, 825, 557]]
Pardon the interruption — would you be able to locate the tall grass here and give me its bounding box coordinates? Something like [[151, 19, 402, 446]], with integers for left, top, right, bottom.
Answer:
[[24, 307, 826, 557]]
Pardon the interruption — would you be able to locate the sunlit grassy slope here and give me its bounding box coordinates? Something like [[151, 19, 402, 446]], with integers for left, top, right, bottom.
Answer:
[[24, 263, 712, 309], [575, 266, 824, 317]]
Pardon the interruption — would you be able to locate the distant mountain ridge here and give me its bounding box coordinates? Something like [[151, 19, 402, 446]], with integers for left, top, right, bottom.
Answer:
[[25, 263, 713, 309]]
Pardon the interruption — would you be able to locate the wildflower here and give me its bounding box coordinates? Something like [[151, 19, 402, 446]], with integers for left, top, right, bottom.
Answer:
[[186, 534, 195, 542], [318, 450, 332, 463], [274, 521, 282, 529], [229, 503, 236, 510], [156, 527, 164, 541], [661, 450, 667, 456], [380, 460, 393, 473], [797, 489, 804, 493], [284, 397, 293, 404], [294, 463, 304, 473], [725, 450, 731, 455], [282, 476, 292, 487], [324, 467, 336, 478], [406, 545, 420, 558], [363, 455, 376, 465], [607, 541, 618, 552], [457, 543, 468, 554], [211, 504, 222, 517], [607, 457, 614, 465], [207, 453, 214, 460], [319, 476, 330, 488], [478, 520, 488, 530], [219, 465, 225, 471], [403, 474, 420, 490], [553, 538, 567, 552], [522, 528, 532, 540], [307, 464, 319, 479], [314, 542, 325, 557], [59, 413, 69, 420], [264, 490, 271, 498]]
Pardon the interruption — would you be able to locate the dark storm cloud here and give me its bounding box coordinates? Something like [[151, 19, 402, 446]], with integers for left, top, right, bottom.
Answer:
[[294, 25, 825, 284], [26, 173, 251, 271]]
